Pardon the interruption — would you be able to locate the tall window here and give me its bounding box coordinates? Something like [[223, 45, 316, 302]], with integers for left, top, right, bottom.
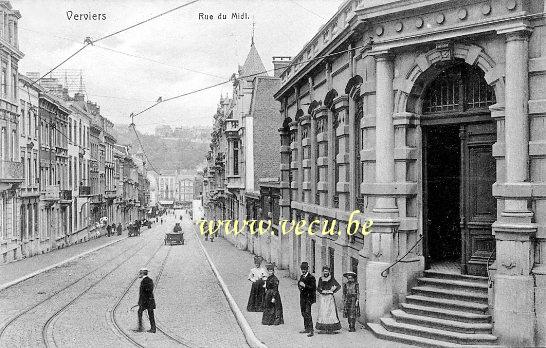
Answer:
[[233, 141, 239, 176], [20, 102, 25, 135], [422, 62, 496, 114], [1, 65, 7, 97], [11, 130, 16, 160], [12, 72, 16, 100]]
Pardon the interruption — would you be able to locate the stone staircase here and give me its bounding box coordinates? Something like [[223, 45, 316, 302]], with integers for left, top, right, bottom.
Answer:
[[369, 270, 499, 347]]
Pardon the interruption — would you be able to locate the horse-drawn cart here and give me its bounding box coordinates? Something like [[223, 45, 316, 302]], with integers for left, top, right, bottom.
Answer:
[[165, 223, 184, 245], [165, 232, 184, 245]]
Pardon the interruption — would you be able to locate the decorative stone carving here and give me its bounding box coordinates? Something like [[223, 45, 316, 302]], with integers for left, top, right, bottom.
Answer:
[[415, 17, 424, 28], [395, 22, 403, 32], [436, 13, 445, 24], [435, 41, 454, 61], [506, 0, 517, 10], [375, 26, 384, 36], [458, 8, 468, 20], [482, 3, 492, 15]]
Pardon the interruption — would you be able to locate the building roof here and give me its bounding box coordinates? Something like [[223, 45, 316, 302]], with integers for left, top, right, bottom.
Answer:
[[239, 43, 267, 79]]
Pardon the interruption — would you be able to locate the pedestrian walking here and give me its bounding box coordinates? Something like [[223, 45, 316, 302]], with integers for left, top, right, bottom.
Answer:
[[315, 266, 341, 334], [106, 224, 112, 237], [117, 223, 122, 236], [136, 268, 156, 333], [298, 262, 316, 337], [247, 256, 267, 312], [261, 263, 284, 325], [342, 271, 360, 332], [160, 218, 163, 225]]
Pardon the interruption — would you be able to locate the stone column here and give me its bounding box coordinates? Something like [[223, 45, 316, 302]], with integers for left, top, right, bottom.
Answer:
[[315, 107, 329, 206], [364, 52, 400, 322], [309, 78, 318, 206], [333, 96, 350, 293], [373, 53, 397, 213], [279, 125, 291, 270], [289, 120, 299, 276], [492, 29, 536, 347], [301, 115, 311, 203]]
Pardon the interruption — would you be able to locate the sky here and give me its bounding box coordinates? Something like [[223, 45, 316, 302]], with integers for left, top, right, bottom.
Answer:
[[15, 0, 344, 133]]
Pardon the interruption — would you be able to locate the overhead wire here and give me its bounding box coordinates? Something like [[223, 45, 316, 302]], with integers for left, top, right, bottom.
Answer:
[[130, 123, 161, 175], [26, 0, 200, 86], [19, 27, 225, 80], [130, 41, 371, 119]]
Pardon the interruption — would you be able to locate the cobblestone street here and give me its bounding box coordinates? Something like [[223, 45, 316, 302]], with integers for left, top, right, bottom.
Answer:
[[0, 212, 247, 348]]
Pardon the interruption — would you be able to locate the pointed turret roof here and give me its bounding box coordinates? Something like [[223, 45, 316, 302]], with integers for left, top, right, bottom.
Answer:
[[239, 42, 267, 79]]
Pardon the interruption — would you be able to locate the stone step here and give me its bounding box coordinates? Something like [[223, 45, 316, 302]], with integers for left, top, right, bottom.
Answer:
[[400, 303, 491, 323], [368, 322, 461, 348], [412, 286, 488, 303], [391, 309, 493, 334], [424, 270, 488, 284], [418, 277, 489, 291], [380, 317, 498, 345], [406, 295, 489, 314]]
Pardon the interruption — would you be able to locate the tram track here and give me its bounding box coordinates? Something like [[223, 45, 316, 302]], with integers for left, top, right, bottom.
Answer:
[[110, 242, 201, 348], [0, 238, 147, 347], [41, 241, 161, 348]]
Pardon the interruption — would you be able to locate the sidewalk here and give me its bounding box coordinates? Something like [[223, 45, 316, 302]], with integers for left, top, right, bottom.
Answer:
[[200, 233, 417, 348], [0, 234, 126, 289]]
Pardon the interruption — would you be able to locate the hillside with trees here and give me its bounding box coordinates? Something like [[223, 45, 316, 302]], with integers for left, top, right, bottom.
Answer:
[[112, 124, 210, 171]]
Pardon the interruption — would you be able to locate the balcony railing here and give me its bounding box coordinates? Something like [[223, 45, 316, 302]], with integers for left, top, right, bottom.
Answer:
[[79, 186, 91, 196], [225, 119, 239, 132], [60, 189, 72, 201], [105, 189, 117, 198], [42, 185, 60, 200], [0, 160, 23, 183]]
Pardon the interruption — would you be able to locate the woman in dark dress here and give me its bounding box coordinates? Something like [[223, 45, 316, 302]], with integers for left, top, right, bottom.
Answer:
[[261, 263, 284, 325], [247, 256, 267, 312]]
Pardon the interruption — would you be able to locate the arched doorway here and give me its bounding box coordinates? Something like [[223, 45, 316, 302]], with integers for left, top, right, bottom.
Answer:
[[418, 59, 496, 276]]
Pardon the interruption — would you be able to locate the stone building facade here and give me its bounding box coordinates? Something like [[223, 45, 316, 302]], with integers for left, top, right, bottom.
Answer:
[[273, 0, 546, 346], [0, 1, 22, 262], [203, 41, 283, 253]]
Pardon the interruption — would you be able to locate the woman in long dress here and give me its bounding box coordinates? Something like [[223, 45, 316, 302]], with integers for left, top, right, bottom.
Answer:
[[315, 266, 341, 333], [247, 256, 267, 312], [261, 263, 284, 325], [342, 271, 360, 332]]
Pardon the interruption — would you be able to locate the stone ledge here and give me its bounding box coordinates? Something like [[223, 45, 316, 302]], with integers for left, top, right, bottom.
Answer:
[[529, 99, 546, 115], [360, 182, 417, 196], [493, 182, 535, 198]]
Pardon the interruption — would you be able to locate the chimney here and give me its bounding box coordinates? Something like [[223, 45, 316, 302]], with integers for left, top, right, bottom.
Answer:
[[272, 56, 291, 78], [62, 88, 70, 101], [74, 92, 85, 102]]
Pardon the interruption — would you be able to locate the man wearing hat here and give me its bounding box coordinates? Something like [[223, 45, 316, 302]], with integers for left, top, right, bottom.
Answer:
[[137, 268, 156, 333], [342, 271, 360, 332], [297, 262, 316, 337]]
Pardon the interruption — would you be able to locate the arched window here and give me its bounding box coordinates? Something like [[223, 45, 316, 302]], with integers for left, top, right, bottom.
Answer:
[[422, 62, 495, 114]]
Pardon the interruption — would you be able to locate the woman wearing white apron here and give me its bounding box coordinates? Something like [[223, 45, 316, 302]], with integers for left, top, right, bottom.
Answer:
[[315, 266, 341, 333]]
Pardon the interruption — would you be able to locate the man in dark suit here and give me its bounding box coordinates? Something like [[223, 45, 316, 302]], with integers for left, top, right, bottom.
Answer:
[[137, 268, 156, 333], [298, 262, 316, 337]]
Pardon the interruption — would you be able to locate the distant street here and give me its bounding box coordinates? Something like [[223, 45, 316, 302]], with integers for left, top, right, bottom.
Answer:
[[0, 212, 246, 348]]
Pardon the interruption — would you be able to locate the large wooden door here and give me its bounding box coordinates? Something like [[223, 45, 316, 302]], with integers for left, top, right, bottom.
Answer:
[[460, 122, 496, 276]]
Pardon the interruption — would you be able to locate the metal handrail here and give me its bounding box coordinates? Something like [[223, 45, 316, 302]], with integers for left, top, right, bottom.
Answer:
[[381, 235, 423, 278], [486, 249, 496, 288]]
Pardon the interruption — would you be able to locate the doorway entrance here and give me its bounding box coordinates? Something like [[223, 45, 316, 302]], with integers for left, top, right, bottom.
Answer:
[[421, 60, 497, 276]]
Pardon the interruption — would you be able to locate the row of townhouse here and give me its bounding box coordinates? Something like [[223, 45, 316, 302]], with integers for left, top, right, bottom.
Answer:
[[204, 0, 546, 346], [202, 41, 285, 255], [0, 1, 150, 264]]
